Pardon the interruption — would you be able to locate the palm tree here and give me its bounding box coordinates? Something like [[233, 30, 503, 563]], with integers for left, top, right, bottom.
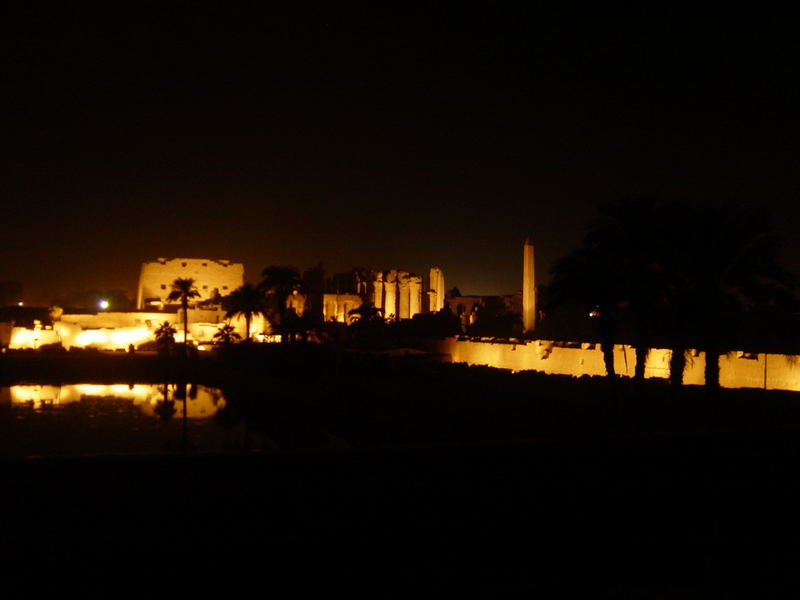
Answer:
[[348, 301, 384, 324], [222, 284, 269, 342], [548, 234, 629, 379], [259, 266, 301, 343], [549, 198, 796, 390], [167, 278, 200, 350], [212, 323, 242, 347], [348, 301, 385, 349], [661, 202, 795, 391]]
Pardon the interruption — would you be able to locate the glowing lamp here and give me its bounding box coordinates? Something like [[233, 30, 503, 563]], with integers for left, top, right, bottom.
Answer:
[[98, 299, 110, 310]]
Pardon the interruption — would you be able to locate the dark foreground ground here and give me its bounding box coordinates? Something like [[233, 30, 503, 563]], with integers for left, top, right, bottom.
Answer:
[[3, 433, 800, 598], [4, 347, 800, 596]]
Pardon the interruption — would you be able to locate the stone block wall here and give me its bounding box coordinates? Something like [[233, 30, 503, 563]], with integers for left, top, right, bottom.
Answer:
[[136, 258, 244, 309], [430, 338, 800, 392]]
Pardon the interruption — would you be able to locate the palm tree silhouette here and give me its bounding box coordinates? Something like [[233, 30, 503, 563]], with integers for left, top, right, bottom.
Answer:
[[212, 323, 242, 347], [348, 301, 385, 349], [548, 239, 627, 379], [549, 199, 795, 389], [662, 202, 795, 390], [575, 199, 674, 381], [259, 266, 301, 343], [167, 278, 200, 351], [348, 301, 383, 324], [222, 284, 269, 342]]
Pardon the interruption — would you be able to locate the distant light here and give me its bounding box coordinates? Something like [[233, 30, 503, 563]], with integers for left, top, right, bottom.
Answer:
[[589, 309, 601, 318], [17, 302, 23, 307], [98, 300, 110, 310]]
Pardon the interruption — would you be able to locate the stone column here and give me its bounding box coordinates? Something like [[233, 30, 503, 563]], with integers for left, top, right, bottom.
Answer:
[[384, 270, 398, 321], [435, 268, 445, 312], [398, 271, 410, 320], [409, 275, 422, 318], [427, 266, 446, 313], [373, 272, 384, 310], [427, 267, 439, 312]]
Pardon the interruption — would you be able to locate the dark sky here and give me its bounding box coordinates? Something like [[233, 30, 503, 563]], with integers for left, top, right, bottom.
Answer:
[[4, 5, 800, 303]]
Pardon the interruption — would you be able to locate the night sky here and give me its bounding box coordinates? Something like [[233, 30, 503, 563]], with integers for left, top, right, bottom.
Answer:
[[5, 6, 800, 304]]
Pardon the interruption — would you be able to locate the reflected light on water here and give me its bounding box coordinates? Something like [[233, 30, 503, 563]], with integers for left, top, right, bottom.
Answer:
[[6, 384, 61, 408], [4, 384, 224, 418]]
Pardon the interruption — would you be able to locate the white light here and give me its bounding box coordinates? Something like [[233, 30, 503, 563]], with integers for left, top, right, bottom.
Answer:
[[17, 301, 23, 306], [98, 300, 110, 310]]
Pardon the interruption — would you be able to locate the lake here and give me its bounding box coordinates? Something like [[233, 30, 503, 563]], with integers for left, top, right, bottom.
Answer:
[[0, 383, 262, 458]]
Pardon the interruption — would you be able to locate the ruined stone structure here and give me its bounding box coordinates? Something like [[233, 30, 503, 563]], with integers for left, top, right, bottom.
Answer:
[[323, 294, 363, 323], [428, 267, 446, 313], [368, 269, 424, 321], [285, 291, 306, 317], [307, 267, 444, 323], [136, 258, 244, 310], [3, 260, 446, 347]]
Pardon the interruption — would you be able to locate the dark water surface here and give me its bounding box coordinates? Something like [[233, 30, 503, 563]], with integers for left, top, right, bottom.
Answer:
[[0, 383, 261, 458]]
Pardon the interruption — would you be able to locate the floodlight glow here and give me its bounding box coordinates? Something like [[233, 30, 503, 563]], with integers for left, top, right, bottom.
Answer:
[[98, 299, 110, 310]]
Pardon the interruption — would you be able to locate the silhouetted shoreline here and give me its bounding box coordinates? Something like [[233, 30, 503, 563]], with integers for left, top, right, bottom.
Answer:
[[5, 345, 800, 443]]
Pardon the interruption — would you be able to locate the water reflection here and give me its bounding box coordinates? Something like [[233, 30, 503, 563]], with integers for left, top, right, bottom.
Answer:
[[1, 383, 224, 418], [0, 383, 250, 459]]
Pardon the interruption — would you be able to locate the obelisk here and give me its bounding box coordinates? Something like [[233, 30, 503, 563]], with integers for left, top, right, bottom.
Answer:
[[523, 238, 536, 333]]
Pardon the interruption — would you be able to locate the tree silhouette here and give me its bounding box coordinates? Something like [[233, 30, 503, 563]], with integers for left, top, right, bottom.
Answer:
[[285, 309, 325, 343], [661, 202, 795, 390], [259, 266, 301, 343], [348, 301, 383, 324], [154, 321, 177, 357], [557, 199, 674, 381], [548, 237, 627, 379], [348, 301, 385, 349], [222, 284, 269, 342], [212, 323, 242, 347], [167, 278, 200, 351], [154, 382, 176, 420], [549, 198, 796, 389]]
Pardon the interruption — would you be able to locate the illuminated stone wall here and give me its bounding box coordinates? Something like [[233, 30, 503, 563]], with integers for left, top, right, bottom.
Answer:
[[56, 311, 179, 350], [1, 322, 61, 349], [430, 338, 800, 392], [136, 258, 244, 309], [323, 294, 363, 323], [2, 309, 242, 350]]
